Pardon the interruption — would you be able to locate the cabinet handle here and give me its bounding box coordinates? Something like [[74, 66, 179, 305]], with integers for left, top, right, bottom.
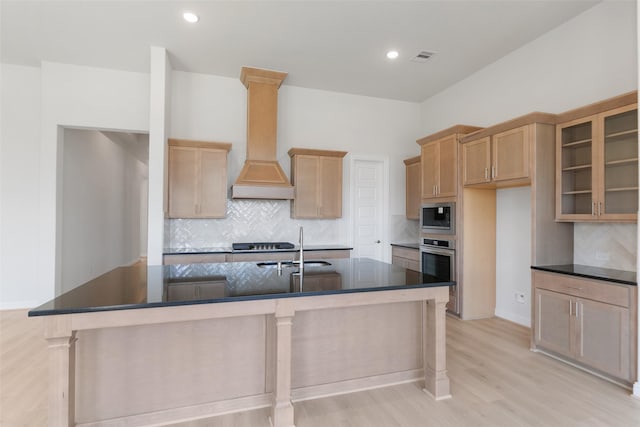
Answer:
[[567, 286, 583, 291], [484, 167, 488, 180], [436, 185, 439, 195], [592, 202, 595, 216], [491, 165, 496, 179], [569, 300, 573, 316], [575, 302, 580, 318], [598, 202, 602, 217], [433, 185, 436, 195]]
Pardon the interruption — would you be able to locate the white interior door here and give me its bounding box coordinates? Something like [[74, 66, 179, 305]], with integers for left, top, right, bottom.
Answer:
[[351, 158, 387, 261]]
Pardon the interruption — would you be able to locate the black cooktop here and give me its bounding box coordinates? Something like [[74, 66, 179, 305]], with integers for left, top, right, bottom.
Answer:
[[232, 242, 295, 251]]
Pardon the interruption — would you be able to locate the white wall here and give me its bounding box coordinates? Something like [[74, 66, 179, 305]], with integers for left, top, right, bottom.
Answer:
[[495, 187, 532, 327], [0, 62, 150, 308], [0, 64, 42, 309], [420, 1, 637, 325], [169, 71, 422, 255], [61, 129, 147, 292], [420, 1, 637, 133], [147, 47, 171, 265]]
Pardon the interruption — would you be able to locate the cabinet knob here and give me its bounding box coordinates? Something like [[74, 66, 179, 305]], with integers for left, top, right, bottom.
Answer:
[[375, 240, 381, 244]]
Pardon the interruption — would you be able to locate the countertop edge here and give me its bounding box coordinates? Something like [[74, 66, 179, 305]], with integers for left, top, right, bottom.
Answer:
[[531, 265, 637, 286], [391, 243, 420, 250], [28, 280, 455, 317]]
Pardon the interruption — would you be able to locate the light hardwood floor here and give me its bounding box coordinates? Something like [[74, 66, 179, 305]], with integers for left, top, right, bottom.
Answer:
[[2, 310, 639, 427]]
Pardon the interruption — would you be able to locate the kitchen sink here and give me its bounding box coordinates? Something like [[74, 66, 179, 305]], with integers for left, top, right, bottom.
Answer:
[[256, 260, 332, 268]]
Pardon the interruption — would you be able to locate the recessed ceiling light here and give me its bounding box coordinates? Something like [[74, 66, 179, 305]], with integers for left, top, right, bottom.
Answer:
[[183, 12, 199, 23], [386, 50, 399, 59]]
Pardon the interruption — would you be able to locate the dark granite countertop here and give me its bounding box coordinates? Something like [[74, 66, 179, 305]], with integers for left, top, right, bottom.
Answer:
[[164, 244, 353, 255], [391, 243, 420, 250], [29, 258, 452, 316], [531, 264, 636, 286]]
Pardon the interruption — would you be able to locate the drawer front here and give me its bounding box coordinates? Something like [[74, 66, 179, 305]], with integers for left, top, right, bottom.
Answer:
[[391, 247, 420, 262], [163, 253, 227, 265], [533, 270, 630, 308], [392, 256, 410, 270], [392, 256, 420, 272]]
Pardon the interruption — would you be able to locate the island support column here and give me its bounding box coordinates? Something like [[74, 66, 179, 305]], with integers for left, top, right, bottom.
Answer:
[[271, 300, 296, 427], [423, 295, 451, 400], [44, 316, 77, 426]]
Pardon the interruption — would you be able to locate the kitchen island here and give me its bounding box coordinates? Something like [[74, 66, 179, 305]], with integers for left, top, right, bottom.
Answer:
[[29, 258, 452, 427]]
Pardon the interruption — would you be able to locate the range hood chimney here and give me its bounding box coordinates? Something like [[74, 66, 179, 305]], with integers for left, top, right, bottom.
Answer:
[[231, 67, 294, 199]]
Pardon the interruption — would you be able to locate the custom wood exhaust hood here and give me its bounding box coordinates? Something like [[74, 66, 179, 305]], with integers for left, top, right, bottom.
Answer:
[[231, 67, 295, 199]]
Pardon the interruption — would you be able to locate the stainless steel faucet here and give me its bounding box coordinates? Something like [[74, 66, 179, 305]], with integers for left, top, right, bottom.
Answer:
[[298, 226, 304, 271]]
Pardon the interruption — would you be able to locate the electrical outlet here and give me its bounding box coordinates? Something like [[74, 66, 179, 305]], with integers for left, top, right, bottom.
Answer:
[[595, 251, 609, 261], [515, 292, 526, 304]]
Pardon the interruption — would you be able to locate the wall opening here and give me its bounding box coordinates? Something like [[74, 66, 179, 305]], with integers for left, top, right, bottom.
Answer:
[[58, 127, 149, 294]]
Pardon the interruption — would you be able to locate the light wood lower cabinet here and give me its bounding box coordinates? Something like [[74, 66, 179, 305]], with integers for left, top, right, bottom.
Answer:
[[391, 246, 420, 272], [165, 281, 227, 301], [532, 270, 637, 384]]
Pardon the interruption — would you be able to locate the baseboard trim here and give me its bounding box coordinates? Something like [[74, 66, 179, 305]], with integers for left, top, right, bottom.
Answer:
[[76, 393, 272, 427], [291, 369, 423, 402], [534, 348, 632, 391], [494, 309, 531, 327]]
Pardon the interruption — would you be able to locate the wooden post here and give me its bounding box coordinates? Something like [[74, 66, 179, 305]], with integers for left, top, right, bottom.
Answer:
[[271, 300, 296, 427], [44, 316, 76, 426], [423, 294, 452, 400]]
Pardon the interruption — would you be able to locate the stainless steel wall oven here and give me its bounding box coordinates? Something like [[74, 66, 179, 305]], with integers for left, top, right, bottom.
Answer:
[[420, 237, 458, 315]]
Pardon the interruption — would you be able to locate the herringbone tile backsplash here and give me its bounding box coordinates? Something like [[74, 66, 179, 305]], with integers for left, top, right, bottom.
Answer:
[[165, 201, 421, 249], [166, 200, 349, 247], [574, 223, 637, 271]]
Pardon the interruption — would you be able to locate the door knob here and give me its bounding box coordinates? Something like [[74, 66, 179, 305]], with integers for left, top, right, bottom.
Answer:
[[375, 240, 381, 243]]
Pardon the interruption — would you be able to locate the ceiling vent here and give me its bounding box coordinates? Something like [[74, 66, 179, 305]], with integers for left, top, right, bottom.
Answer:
[[410, 51, 436, 63]]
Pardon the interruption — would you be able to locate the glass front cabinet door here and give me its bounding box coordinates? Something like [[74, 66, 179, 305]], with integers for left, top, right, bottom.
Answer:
[[557, 103, 638, 222]]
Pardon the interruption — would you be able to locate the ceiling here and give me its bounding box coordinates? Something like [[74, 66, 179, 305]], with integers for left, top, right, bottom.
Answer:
[[1, 1, 600, 102]]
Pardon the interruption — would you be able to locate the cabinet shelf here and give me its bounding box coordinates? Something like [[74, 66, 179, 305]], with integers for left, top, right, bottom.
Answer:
[[562, 138, 592, 148], [562, 164, 592, 172], [605, 186, 639, 193], [562, 190, 592, 195], [557, 100, 638, 221], [605, 157, 638, 167], [605, 129, 638, 140]]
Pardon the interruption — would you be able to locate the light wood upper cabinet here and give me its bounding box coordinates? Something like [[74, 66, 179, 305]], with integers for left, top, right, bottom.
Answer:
[[556, 97, 638, 222], [289, 148, 347, 219], [420, 135, 458, 199], [417, 125, 482, 201], [403, 156, 421, 220], [168, 139, 231, 218], [421, 141, 439, 199], [462, 137, 491, 185], [493, 126, 530, 182], [462, 125, 530, 187]]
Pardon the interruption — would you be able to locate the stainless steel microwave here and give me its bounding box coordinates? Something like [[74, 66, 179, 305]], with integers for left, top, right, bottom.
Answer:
[[420, 203, 455, 234]]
